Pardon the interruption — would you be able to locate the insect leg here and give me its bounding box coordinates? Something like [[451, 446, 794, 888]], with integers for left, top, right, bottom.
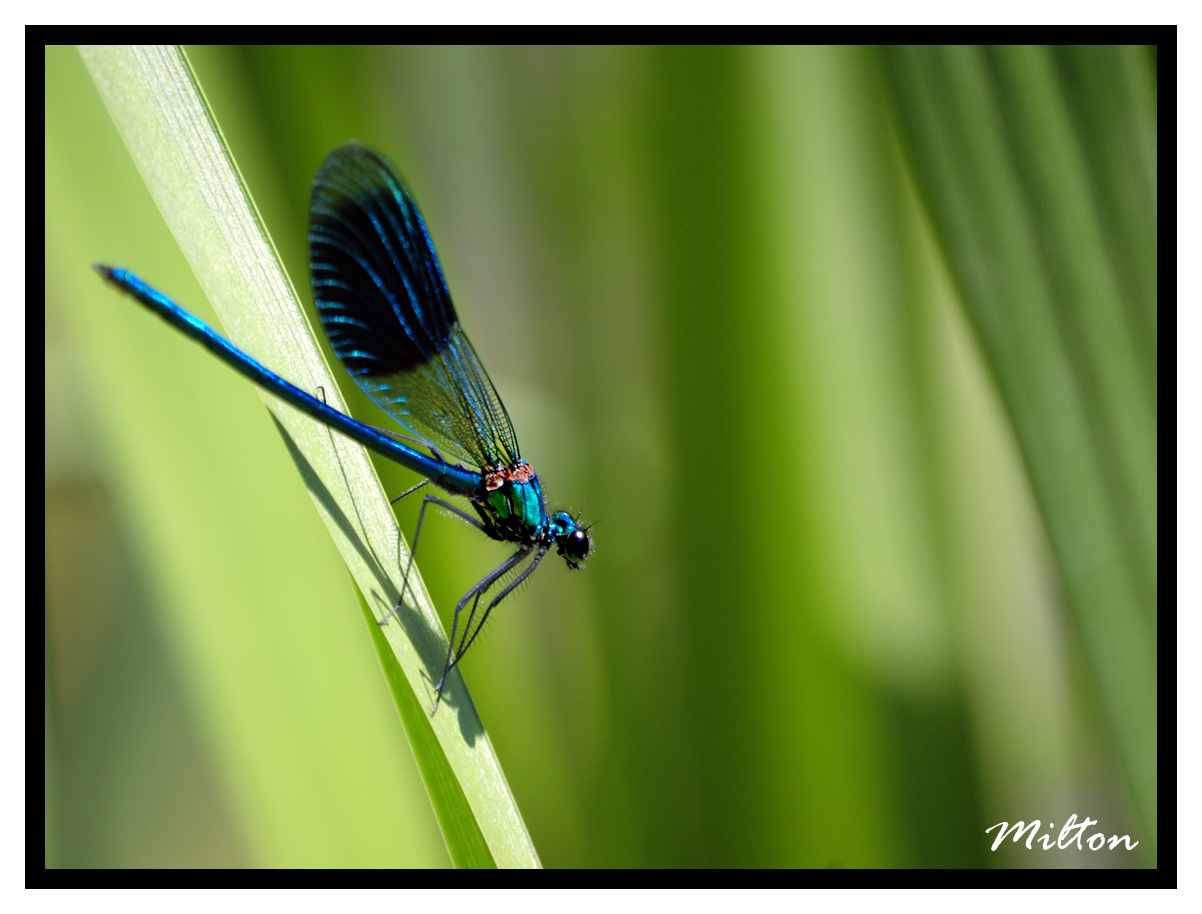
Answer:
[[432, 545, 534, 712], [451, 545, 549, 669], [390, 477, 430, 505], [379, 494, 487, 626]]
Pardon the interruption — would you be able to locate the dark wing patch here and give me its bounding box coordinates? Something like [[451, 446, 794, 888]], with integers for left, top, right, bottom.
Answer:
[[310, 142, 455, 375], [309, 143, 520, 469]]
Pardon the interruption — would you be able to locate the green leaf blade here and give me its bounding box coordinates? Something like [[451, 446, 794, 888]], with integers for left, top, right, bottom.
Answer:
[[354, 579, 495, 869], [77, 44, 538, 868]]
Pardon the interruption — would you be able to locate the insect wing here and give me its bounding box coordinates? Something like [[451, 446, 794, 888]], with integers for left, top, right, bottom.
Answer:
[[309, 142, 520, 470]]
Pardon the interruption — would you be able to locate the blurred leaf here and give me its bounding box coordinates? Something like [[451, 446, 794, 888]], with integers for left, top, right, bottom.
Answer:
[[882, 45, 1157, 858], [76, 44, 535, 868]]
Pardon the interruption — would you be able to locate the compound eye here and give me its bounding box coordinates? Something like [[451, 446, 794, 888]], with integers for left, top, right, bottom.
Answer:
[[564, 529, 589, 564]]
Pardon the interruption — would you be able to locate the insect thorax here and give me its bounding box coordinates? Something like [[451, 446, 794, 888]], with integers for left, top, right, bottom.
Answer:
[[475, 461, 546, 543]]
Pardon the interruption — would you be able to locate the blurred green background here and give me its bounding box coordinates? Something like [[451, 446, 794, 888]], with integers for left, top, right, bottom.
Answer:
[[45, 45, 1154, 868]]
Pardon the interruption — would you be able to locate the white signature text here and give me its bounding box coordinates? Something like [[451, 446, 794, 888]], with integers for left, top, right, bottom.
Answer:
[[986, 815, 1138, 852]]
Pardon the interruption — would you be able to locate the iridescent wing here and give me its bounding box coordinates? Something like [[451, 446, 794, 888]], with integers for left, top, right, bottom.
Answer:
[[309, 142, 520, 471]]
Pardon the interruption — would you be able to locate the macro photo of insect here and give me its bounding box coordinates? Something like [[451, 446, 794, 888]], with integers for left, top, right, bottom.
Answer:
[[46, 44, 1157, 870]]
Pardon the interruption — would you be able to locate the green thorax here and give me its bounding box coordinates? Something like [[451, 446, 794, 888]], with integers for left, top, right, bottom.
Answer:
[[477, 461, 547, 543]]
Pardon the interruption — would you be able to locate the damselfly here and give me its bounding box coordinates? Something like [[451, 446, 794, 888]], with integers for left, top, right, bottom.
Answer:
[[97, 142, 591, 712]]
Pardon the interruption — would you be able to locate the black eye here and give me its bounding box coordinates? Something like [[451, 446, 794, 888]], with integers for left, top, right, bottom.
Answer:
[[564, 529, 589, 564]]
